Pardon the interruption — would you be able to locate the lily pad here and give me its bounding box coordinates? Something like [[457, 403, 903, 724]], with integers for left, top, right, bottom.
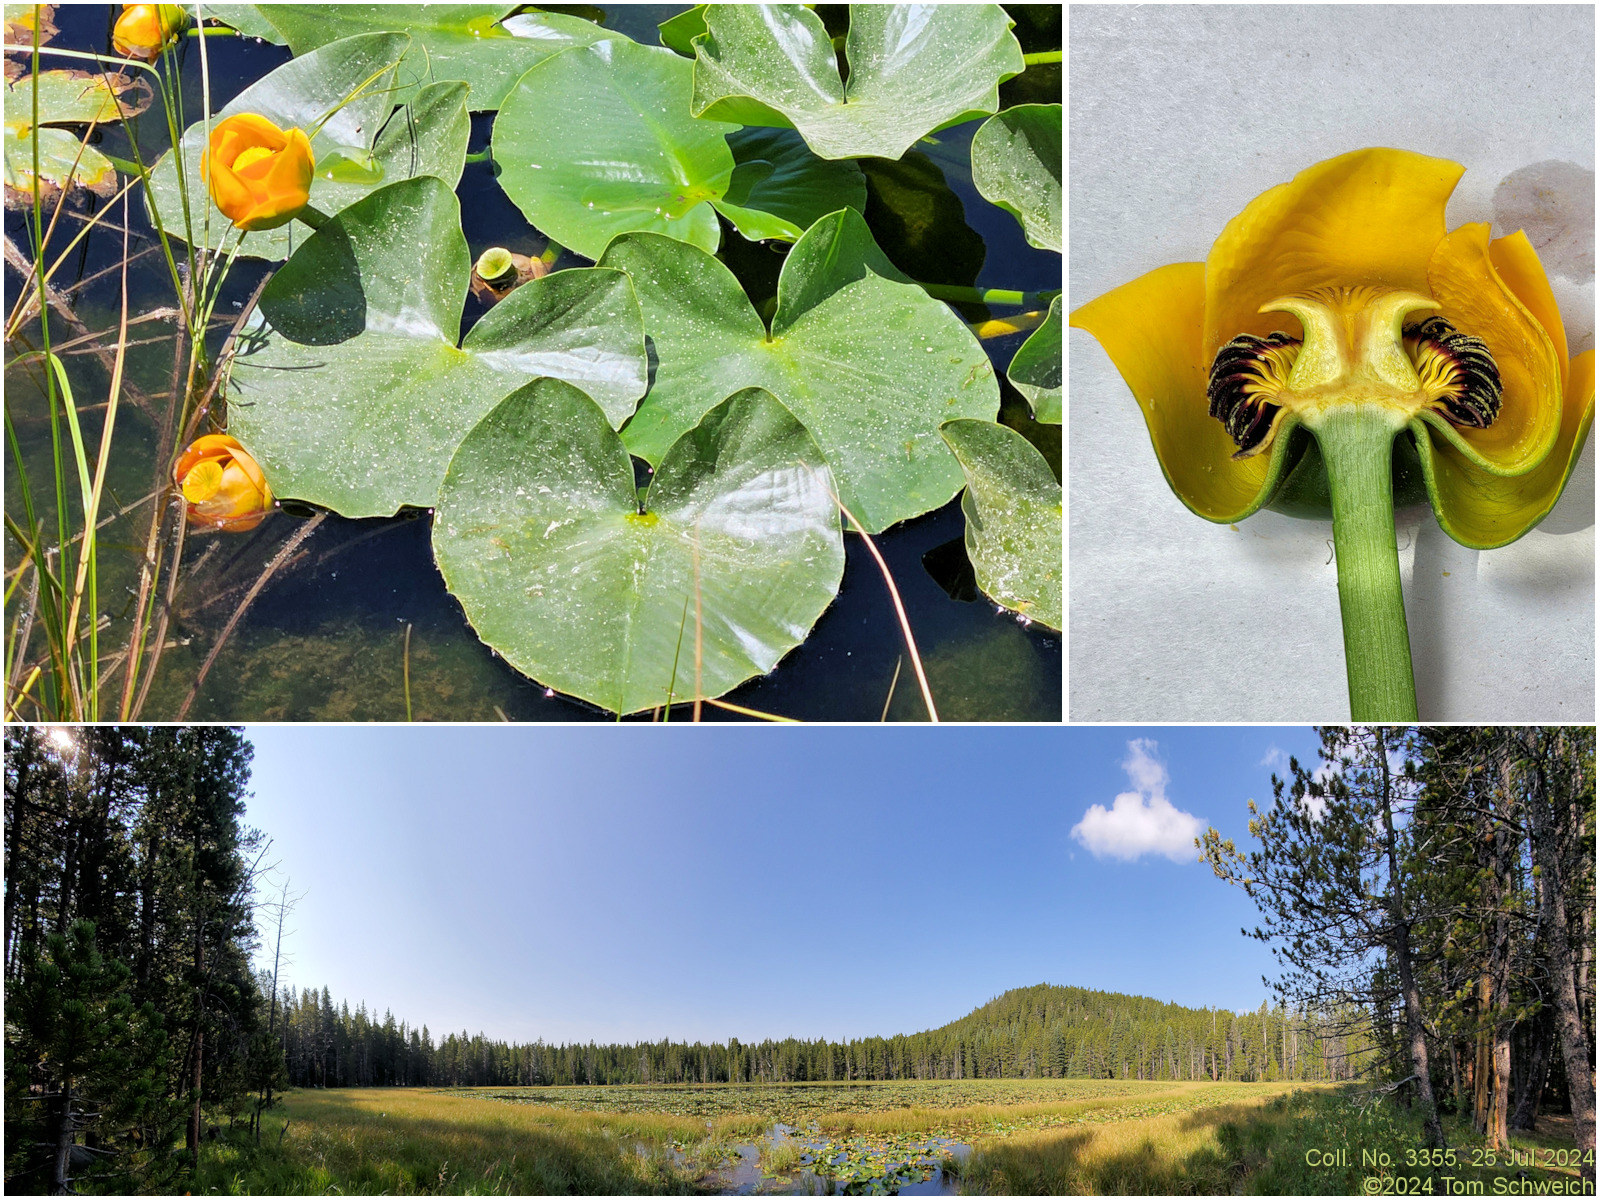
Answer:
[[1008, 296, 1060, 423], [690, 4, 1024, 161], [3, 69, 151, 133], [207, 5, 612, 110], [600, 208, 1000, 533], [970, 103, 1060, 252], [432, 378, 844, 715], [657, 5, 706, 55], [941, 418, 1060, 629], [3, 125, 116, 207], [228, 175, 647, 518], [493, 39, 863, 260], [146, 32, 470, 261]]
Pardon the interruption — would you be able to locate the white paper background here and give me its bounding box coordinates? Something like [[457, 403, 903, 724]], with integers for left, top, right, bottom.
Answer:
[[1068, 3, 1596, 722]]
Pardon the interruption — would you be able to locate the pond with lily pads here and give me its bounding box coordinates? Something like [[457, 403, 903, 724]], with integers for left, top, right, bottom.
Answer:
[[3, 3, 1061, 722]]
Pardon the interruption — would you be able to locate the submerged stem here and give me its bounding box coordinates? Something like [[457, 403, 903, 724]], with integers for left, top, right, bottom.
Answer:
[[1313, 407, 1418, 721]]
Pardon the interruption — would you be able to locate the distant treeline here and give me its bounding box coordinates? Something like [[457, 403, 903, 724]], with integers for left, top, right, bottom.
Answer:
[[274, 980, 1361, 1091]]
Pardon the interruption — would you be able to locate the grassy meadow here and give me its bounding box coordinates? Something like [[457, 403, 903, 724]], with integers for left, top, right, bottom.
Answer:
[[190, 1077, 1594, 1194]]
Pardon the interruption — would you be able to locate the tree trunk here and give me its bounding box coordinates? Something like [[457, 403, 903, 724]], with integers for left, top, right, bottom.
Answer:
[[1519, 731, 1595, 1185], [1378, 728, 1445, 1148], [187, 921, 204, 1167], [1510, 1010, 1553, 1131]]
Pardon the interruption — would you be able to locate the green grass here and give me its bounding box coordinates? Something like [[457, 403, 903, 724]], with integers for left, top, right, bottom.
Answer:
[[958, 1085, 1591, 1196], [194, 1081, 1594, 1195]]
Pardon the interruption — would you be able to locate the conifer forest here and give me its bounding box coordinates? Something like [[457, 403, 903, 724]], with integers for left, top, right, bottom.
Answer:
[[3, 724, 1594, 1195]]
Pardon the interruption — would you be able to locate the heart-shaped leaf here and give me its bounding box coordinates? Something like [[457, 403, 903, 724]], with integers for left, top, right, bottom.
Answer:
[[971, 103, 1060, 252], [941, 418, 1061, 630], [600, 208, 999, 533], [3, 125, 115, 207], [657, 5, 706, 55], [209, 5, 611, 110], [145, 32, 470, 261], [228, 176, 647, 518], [432, 378, 844, 715], [3, 69, 151, 132], [493, 39, 863, 260], [690, 4, 1024, 161], [1008, 296, 1060, 423]]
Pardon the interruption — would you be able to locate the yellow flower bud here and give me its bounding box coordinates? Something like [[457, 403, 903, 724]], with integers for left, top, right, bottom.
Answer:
[[174, 434, 274, 532], [201, 113, 315, 232]]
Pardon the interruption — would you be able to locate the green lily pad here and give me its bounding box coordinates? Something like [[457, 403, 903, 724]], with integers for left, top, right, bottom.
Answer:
[[1008, 296, 1060, 423], [432, 379, 844, 715], [207, 5, 612, 110], [970, 103, 1060, 252], [3, 69, 151, 133], [690, 4, 1024, 161], [941, 418, 1060, 630], [657, 4, 706, 55], [493, 39, 863, 260], [145, 33, 470, 261], [600, 208, 999, 533], [719, 125, 866, 243], [228, 175, 647, 518], [3, 125, 116, 207]]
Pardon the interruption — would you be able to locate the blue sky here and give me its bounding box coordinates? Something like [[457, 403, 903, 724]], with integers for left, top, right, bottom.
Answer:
[[243, 725, 1325, 1046]]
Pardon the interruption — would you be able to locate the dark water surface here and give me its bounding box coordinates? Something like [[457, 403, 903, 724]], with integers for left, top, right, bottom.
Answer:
[[4, 5, 1062, 721]]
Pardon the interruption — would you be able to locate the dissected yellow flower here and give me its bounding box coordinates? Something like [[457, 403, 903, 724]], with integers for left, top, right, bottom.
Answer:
[[112, 4, 187, 62], [201, 113, 314, 231], [1070, 148, 1592, 551], [175, 434, 274, 532]]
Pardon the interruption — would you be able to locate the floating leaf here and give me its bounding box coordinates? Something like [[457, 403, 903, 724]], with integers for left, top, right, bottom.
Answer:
[[3, 69, 152, 134], [941, 418, 1061, 629], [970, 103, 1060, 252], [601, 208, 999, 533], [3, 125, 115, 207], [1008, 296, 1060, 423], [199, 4, 285, 42], [493, 39, 861, 260], [3, 4, 56, 50], [718, 125, 866, 243], [657, 4, 705, 55], [228, 176, 647, 518], [146, 33, 471, 261], [690, 4, 1024, 161], [433, 379, 844, 715], [217, 4, 611, 110]]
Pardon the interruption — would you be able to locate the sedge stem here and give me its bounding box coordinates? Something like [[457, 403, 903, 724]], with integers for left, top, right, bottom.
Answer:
[[1313, 406, 1418, 721], [464, 147, 493, 165], [1022, 50, 1061, 66]]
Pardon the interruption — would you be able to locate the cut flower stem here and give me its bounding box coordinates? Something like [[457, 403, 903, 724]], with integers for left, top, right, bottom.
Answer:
[[1313, 406, 1418, 721]]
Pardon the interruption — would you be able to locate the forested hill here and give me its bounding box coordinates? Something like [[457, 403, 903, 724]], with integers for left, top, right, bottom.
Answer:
[[273, 979, 1358, 1090]]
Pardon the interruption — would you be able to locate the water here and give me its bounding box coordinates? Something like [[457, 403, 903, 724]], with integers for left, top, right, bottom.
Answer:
[[666, 1121, 969, 1196], [4, 5, 1062, 722]]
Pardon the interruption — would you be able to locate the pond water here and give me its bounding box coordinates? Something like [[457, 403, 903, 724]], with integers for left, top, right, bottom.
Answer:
[[4, 4, 1061, 721], [671, 1121, 969, 1196]]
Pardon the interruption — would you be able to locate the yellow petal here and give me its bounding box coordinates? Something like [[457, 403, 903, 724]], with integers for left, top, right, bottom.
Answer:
[[1417, 349, 1594, 549], [181, 458, 223, 503], [1203, 148, 1464, 362], [1424, 223, 1563, 474], [1071, 262, 1286, 523], [1488, 230, 1568, 397]]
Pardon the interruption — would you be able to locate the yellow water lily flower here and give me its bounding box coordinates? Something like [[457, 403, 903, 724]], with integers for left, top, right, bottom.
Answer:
[[175, 434, 274, 532], [1071, 148, 1593, 719], [201, 113, 315, 231], [112, 4, 188, 62]]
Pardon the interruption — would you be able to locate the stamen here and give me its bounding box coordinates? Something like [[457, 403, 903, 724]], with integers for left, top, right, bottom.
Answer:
[[1208, 332, 1301, 457], [1403, 316, 1501, 428]]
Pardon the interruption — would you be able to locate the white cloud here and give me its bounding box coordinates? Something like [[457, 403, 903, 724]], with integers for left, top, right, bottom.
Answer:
[[1302, 761, 1338, 821], [1072, 740, 1203, 863], [1259, 746, 1290, 774]]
